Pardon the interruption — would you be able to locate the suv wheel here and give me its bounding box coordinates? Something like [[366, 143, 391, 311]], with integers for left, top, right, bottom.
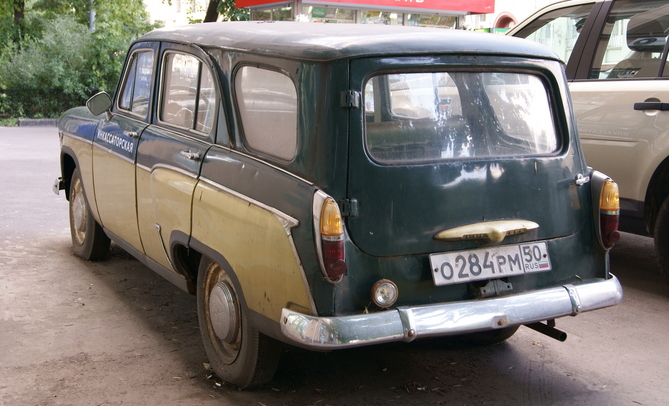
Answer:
[[654, 197, 669, 284]]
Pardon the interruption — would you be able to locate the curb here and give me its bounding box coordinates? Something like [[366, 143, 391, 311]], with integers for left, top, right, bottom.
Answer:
[[18, 119, 58, 127]]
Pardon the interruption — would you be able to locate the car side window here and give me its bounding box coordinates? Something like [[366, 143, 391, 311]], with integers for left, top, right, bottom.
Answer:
[[160, 52, 217, 133], [590, 0, 669, 79], [118, 51, 155, 118], [513, 4, 596, 64], [235, 66, 298, 161]]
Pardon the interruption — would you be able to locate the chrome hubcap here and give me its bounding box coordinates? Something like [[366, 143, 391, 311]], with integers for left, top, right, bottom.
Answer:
[[71, 179, 87, 245], [209, 281, 239, 343]]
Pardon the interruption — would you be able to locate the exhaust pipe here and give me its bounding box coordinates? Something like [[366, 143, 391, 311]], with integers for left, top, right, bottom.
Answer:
[[525, 320, 567, 342]]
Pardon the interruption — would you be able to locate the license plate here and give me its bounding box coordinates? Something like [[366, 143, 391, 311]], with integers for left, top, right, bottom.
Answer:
[[429, 242, 552, 286]]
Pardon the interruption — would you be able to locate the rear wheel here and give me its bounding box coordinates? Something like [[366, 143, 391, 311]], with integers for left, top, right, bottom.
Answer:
[[197, 257, 281, 389], [653, 196, 669, 284], [69, 168, 110, 260]]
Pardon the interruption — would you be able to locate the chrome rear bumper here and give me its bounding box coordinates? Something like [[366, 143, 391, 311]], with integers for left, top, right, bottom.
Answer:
[[280, 275, 623, 349]]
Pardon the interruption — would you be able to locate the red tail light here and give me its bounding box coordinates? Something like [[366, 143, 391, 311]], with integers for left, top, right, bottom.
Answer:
[[322, 239, 347, 279], [600, 179, 620, 249], [318, 197, 347, 280]]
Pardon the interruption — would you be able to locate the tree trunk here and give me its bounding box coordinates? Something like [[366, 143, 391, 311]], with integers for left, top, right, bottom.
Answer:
[[204, 0, 221, 22], [13, 0, 25, 26]]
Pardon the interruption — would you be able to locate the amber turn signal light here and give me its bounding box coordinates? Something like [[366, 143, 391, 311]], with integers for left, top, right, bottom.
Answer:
[[320, 197, 347, 280]]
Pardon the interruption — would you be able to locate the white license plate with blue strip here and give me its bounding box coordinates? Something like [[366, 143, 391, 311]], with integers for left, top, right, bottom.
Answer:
[[429, 242, 552, 287]]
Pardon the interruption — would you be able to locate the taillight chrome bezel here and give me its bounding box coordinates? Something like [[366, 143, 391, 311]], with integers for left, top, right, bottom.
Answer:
[[590, 171, 620, 250], [313, 190, 347, 282]]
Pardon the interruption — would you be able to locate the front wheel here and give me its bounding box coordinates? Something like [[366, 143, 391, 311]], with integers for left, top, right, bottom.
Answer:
[[69, 168, 110, 260], [653, 196, 669, 284], [197, 257, 281, 389]]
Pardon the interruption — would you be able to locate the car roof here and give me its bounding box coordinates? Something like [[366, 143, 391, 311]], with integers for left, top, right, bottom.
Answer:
[[140, 21, 561, 62]]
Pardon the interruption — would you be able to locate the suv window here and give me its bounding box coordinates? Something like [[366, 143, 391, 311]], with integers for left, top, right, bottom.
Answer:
[[590, 0, 669, 79], [514, 4, 596, 64], [118, 51, 154, 118], [160, 52, 217, 133], [364, 72, 558, 163], [235, 66, 298, 161]]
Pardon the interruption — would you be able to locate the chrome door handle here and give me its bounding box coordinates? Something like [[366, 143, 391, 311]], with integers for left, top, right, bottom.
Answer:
[[123, 130, 139, 138], [180, 150, 200, 161]]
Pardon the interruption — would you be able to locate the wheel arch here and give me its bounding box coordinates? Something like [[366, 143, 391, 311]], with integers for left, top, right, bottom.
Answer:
[[60, 146, 79, 201], [168, 231, 202, 295], [644, 154, 669, 235], [180, 235, 286, 343]]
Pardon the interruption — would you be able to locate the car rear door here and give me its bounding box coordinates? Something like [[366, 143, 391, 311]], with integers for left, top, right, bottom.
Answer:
[[136, 43, 217, 274], [345, 56, 589, 262]]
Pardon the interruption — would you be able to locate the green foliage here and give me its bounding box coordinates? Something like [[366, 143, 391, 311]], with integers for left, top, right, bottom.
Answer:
[[0, 0, 157, 118], [0, 116, 18, 126], [217, 0, 248, 21]]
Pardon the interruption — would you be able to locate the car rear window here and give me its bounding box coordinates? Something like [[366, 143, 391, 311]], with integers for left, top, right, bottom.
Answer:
[[364, 72, 559, 164]]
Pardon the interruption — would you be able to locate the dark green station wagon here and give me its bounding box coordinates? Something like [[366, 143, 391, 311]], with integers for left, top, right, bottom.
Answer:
[[54, 22, 624, 389]]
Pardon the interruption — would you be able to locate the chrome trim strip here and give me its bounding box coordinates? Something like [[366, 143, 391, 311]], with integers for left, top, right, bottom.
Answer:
[[198, 176, 299, 231], [137, 163, 151, 173], [155, 223, 176, 272], [137, 162, 199, 180], [280, 275, 623, 349], [228, 148, 314, 187], [93, 142, 134, 164], [61, 131, 94, 145], [312, 190, 329, 278]]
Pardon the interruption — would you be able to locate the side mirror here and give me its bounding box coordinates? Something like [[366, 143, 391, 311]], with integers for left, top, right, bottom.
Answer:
[[86, 92, 112, 118]]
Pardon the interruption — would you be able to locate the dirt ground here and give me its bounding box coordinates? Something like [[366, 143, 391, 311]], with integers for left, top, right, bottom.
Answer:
[[2, 126, 668, 406]]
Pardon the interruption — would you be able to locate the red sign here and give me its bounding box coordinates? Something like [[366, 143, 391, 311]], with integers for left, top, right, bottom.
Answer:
[[235, 0, 494, 14]]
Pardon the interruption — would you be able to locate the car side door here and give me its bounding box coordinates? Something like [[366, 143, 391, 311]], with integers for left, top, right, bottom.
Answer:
[[135, 43, 217, 285], [93, 42, 159, 252]]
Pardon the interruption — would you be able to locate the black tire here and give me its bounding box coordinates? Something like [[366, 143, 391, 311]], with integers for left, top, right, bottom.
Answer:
[[69, 168, 110, 260], [462, 325, 519, 345], [654, 196, 669, 284], [197, 257, 281, 389]]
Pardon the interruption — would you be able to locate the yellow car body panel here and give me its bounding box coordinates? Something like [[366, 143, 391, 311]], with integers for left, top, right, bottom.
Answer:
[[137, 165, 198, 272], [191, 181, 314, 321], [92, 146, 144, 252]]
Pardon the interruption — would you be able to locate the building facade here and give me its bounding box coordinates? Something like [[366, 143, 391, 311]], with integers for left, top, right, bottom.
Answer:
[[239, 0, 494, 28], [143, 0, 208, 26]]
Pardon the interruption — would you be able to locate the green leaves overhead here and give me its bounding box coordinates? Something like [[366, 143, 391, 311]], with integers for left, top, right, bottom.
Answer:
[[0, 0, 158, 117]]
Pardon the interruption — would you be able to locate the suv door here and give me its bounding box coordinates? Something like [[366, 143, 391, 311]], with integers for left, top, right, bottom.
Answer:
[[136, 44, 217, 277], [93, 43, 159, 252]]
